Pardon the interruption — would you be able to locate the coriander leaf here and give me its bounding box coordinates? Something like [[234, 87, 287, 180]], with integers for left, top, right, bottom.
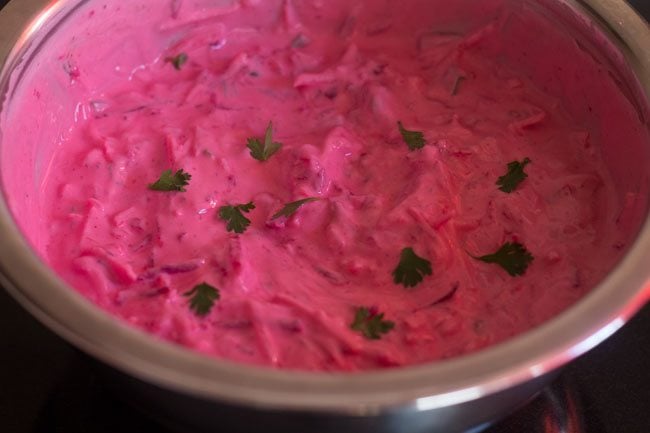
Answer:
[[247, 122, 283, 161], [473, 241, 534, 276], [397, 121, 426, 150], [218, 202, 256, 234], [497, 157, 531, 193], [184, 282, 220, 316], [166, 53, 188, 70], [148, 169, 192, 192], [392, 247, 432, 288], [350, 307, 395, 340], [271, 197, 319, 220]]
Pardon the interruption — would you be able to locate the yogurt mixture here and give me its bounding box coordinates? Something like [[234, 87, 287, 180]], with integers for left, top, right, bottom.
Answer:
[[40, 0, 635, 370]]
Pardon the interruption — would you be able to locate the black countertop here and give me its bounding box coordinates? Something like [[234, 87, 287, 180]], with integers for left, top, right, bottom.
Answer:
[[1, 1, 649, 432]]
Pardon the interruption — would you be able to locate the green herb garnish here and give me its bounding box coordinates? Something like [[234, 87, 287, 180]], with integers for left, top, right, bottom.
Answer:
[[218, 202, 256, 234], [272, 198, 319, 220], [247, 122, 283, 162], [473, 242, 534, 276], [497, 158, 531, 193], [184, 282, 220, 316], [397, 121, 426, 151], [392, 247, 432, 288], [148, 169, 192, 192], [166, 53, 188, 70], [350, 307, 395, 340]]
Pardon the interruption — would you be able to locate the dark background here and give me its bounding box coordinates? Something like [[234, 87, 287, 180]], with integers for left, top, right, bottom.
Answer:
[[626, 0, 650, 17], [0, 1, 649, 432]]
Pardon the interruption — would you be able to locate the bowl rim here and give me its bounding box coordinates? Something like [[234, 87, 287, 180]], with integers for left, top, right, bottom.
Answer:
[[0, 0, 649, 413]]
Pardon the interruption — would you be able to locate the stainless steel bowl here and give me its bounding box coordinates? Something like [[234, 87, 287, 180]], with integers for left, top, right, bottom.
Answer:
[[0, 1, 648, 432]]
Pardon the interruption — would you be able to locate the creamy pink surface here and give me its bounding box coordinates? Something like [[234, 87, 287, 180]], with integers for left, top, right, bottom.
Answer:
[[32, 0, 639, 370]]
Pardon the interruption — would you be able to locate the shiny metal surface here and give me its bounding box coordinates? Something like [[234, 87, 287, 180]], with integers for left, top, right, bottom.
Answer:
[[0, 1, 648, 432]]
